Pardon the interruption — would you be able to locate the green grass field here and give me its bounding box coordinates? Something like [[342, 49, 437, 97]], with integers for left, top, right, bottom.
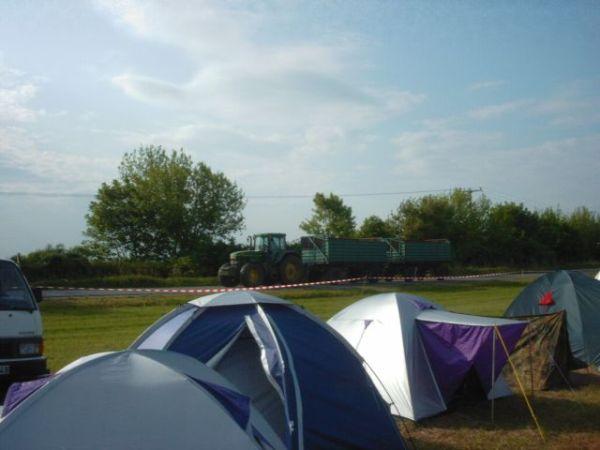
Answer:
[[40, 280, 600, 449]]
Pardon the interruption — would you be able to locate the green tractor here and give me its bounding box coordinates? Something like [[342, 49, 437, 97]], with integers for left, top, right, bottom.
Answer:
[[218, 233, 304, 287]]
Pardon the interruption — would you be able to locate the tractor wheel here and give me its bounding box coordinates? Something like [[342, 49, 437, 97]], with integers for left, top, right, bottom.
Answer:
[[240, 262, 265, 287], [218, 263, 239, 287], [279, 255, 304, 285]]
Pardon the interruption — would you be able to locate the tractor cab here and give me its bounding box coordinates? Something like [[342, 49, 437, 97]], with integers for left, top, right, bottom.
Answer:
[[253, 233, 287, 257]]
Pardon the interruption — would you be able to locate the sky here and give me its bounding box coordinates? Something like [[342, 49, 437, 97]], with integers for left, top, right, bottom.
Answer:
[[1, 0, 599, 257]]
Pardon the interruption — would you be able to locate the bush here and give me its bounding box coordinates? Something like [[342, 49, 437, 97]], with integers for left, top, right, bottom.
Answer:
[[171, 257, 197, 277], [13, 241, 242, 283]]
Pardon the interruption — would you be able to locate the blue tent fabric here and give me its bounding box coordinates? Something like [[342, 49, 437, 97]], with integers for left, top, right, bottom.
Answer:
[[169, 306, 252, 361], [265, 305, 404, 450], [132, 293, 406, 450]]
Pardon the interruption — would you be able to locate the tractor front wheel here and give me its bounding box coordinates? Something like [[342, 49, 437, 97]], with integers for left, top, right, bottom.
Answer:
[[240, 262, 266, 287]]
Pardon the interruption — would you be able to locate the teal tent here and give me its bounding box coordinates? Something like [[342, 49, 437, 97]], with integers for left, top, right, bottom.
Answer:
[[504, 270, 600, 369]]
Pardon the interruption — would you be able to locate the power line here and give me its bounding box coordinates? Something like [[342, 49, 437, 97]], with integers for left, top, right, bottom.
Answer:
[[0, 191, 94, 198], [246, 188, 461, 199], [0, 187, 478, 200]]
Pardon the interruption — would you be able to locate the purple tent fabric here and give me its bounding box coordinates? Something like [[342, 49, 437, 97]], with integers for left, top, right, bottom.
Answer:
[[2, 375, 54, 418], [417, 320, 526, 401]]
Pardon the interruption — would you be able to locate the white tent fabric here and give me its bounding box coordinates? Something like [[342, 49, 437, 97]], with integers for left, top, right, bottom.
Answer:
[[595, 270, 600, 281], [328, 293, 446, 420], [328, 292, 517, 421], [189, 291, 291, 308], [0, 350, 285, 450]]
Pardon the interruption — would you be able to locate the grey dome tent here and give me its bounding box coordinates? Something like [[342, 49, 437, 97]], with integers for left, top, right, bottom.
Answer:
[[328, 293, 526, 421], [131, 291, 406, 449], [504, 270, 600, 369], [0, 350, 286, 450]]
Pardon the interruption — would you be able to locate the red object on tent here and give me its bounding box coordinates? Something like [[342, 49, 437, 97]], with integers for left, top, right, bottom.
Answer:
[[539, 291, 554, 306]]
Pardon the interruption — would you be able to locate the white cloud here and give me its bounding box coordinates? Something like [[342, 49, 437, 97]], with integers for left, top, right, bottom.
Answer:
[[0, 63, 116, 193], [94, 0, 426, 200], [393, 128, 503, 176], [391, 116, 600, 212], [0, 65, 42, 123], [468, 83, 600, 123], [0, 126, 117, 192], [468, 80, 506, 91], [468, 99, 532, 120], [99, 1, 424, 136]]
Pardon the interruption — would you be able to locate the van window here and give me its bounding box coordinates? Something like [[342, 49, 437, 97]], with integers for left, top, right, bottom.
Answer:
[[0, 261, 35, 311]]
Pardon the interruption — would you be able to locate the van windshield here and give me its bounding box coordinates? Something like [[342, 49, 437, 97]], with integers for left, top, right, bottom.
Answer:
[[0, 261, 35, 311]]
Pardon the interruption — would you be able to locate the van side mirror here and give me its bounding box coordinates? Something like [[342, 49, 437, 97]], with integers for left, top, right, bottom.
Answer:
[[32, 288, 43, 303]]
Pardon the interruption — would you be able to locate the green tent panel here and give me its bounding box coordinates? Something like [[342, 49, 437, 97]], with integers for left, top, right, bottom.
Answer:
[[504, 270, 600, 369]]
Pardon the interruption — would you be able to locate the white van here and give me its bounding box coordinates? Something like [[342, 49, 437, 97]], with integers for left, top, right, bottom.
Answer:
[[0, 260, 47, 383]]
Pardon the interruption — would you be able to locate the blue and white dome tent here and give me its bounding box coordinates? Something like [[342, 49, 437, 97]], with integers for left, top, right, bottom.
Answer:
[[132, 291, 407, 450]]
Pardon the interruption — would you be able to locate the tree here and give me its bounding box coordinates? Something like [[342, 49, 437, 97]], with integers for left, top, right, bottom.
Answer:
[[388, 189, 489, 263], [568, 207, 600, 261], [300, 193, 356, 237], [484, 202, 541, 265], [86, 146, 245, 260], [358, 215, 394, 237]]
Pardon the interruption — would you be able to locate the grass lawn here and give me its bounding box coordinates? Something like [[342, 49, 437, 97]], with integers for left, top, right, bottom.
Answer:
[[40, 279, 600, 449]]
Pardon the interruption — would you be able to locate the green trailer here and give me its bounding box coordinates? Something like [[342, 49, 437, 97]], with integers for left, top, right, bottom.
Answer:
[[301, 236, 451, 280], [404, 240, 452, 262]]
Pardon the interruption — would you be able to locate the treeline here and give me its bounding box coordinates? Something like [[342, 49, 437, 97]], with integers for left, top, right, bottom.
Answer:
[[303, 189, 600, 266]]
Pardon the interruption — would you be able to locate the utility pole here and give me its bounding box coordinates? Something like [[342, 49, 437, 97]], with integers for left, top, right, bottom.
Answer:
[[465, 187, 483, 195]]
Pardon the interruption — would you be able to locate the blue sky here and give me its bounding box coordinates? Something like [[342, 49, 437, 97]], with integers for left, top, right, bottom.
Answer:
[[1, 0, 599, 257]]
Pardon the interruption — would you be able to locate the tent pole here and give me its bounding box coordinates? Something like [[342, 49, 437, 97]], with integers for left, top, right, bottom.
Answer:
[[398, 418, 419, 450], [494, 325, 545, 442], [529, 336, 534, 398], [548, 350, 575, 393], [359, 357, 415, 448], [491, 328, 495, 425]]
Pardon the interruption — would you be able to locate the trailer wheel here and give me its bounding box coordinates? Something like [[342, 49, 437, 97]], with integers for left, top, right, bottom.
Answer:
[[279, 255, 304, 285], [240, 262, 265, 287]]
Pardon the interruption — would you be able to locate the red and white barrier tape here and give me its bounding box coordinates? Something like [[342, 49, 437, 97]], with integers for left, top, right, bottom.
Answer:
[[37, 272, 518, 295], [371, 271, 518, 281]]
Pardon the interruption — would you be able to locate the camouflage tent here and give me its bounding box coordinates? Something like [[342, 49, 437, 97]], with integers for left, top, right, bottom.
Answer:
[[502, 311, 572, 391]]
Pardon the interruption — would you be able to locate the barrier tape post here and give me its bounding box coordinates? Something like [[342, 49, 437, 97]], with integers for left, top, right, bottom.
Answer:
[[493, 325, 546, 442]]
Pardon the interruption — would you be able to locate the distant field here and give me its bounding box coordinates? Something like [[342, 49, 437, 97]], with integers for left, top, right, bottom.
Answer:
[[40, 280, 600, 449]]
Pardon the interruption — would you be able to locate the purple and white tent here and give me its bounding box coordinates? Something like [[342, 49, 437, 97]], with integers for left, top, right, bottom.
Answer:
[[328, 293, 527, 421]]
